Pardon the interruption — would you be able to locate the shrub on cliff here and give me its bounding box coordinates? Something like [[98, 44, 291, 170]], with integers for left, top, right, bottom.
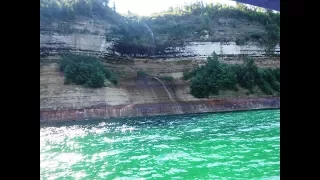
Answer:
[[255, 69, 274, 95], [258, 68, 280, 93], [183, 67, 202, 80], [137, 70, 147, 77], [60, 54, 117, 88], [189, 53, 237, 98], [190, 74, 214, 98], [159, 76, 174, 82], [85, 71, 106, 88], [234, 58, 258, 91], [273, 68, 280, 82], [187, 53, 280, 98], [232, 58, 280, 94]]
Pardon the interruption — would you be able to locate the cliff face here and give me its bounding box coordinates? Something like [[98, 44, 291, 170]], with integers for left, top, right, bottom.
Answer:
[[40, 97, 280, 123], [40, 17, 280, 59], [40, 16, 280, 122], [40, 17, 114, 58], [40, 58, 279, 111]]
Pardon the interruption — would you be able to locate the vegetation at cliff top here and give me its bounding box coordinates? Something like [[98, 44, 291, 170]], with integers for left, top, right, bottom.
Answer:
[[146, 2, 279, 42], [59, 54, 118, 88], [40, 0, 122, 23], [110, 2, 279, 57], [184, 53, 280, 98], [41, 0, 279, 56]]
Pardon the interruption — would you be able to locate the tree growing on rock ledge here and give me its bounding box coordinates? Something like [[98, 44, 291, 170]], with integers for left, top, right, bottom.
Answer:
[[185, 53, 280, 98], [60, 54, 118, 88]]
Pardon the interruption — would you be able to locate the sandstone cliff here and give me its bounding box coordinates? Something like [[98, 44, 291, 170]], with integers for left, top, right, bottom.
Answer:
[[40, 13, 280, 122], [40, 16, 280, 60]]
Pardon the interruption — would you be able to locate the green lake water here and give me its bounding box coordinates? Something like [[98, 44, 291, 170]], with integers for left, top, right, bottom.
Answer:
[[40, 109, 280, 180]]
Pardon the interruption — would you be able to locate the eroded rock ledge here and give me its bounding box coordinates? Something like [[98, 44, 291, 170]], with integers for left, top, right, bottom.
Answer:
[[40, 97, 280, 123]]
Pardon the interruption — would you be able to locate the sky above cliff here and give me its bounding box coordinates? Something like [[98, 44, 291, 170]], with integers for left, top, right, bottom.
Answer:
[[108, 0, 237, 16]]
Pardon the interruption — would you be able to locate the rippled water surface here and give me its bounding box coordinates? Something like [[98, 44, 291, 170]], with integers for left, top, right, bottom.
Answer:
[[40, 109, 280, 179]]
